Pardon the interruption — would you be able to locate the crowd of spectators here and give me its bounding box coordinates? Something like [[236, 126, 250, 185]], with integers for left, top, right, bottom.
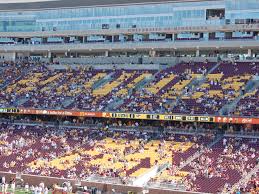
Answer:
[[0, 120, 258, 193], [234, 89, 259, 117], [0, 60, 258, 117], [175, 61, 258, 115], [185, 137, 258, 193], [0, 61, 34, 87], [244, 172, 259, 193]]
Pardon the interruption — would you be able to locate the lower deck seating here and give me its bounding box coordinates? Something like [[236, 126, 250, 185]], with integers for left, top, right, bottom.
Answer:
[[0, 125, 210, 181], [0, 124, 258, 193]]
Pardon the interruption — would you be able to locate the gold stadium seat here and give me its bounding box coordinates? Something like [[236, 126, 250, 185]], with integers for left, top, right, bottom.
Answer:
[[93, 72, 133, 96], [146, 74, 175, 94]]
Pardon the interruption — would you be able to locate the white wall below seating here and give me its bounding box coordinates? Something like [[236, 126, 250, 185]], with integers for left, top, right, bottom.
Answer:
[[132, 166, 159, 187]]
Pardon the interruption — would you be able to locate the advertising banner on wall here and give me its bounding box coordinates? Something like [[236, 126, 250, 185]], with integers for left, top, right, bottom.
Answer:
[[215, 116, 259, 125], [18, 108, 102, 117], [0, 108, 258, 124]]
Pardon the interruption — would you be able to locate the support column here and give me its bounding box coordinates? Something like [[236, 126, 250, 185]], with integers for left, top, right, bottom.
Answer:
[[47, 51, 52, 58], [149, 50, 156, 57], [196, 49, 200, 57], [105, 50, 109, 57], [173, 50, 176, 57], [247, 49, 252, 57], [112, 35, 114, 43]]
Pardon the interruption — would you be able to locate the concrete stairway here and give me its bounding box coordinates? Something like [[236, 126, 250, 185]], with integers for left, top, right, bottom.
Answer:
[[227, 163, 259, 194], [106, 74, 154, 111], [92, 72, 115, 90], [219, 76, 259, 115], [170, 62, 221, 109]]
